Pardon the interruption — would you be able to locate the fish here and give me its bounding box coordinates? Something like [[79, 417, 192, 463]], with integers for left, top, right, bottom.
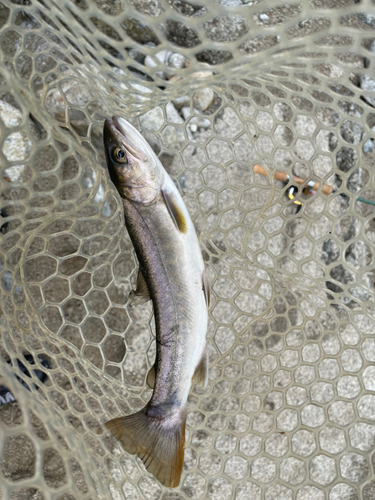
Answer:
[[103, 116, 209, 488]]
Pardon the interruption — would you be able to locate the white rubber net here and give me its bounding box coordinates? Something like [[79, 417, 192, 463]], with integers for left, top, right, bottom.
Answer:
[[1, 0, 375, 498]]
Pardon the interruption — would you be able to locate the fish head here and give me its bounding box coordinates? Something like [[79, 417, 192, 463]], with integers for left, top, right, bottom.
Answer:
[[103, 116, 162, 204]]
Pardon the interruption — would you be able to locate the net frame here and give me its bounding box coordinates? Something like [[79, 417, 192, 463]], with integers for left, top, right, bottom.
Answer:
[[1, 1, 375, 499]]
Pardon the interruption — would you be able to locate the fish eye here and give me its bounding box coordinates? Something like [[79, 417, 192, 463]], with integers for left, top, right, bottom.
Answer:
[[113, 147, 127, 163]]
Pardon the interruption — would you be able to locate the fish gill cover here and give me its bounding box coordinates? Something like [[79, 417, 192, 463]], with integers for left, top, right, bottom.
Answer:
[[0, 0, 375, 498]]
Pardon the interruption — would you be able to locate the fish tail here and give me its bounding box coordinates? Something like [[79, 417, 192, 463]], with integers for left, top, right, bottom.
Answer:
[[105, 405, 187, 488]]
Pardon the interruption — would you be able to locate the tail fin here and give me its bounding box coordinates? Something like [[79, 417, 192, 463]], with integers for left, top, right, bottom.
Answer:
[[105, 406, 187, 488]]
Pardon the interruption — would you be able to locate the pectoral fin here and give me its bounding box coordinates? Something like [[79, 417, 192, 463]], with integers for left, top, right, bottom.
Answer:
[[147, 365, 156, 389], [162, 188, 188, 234], [129, 269, 151, 306], [202, 271, 210, 308], [192, 346, 208, 388]]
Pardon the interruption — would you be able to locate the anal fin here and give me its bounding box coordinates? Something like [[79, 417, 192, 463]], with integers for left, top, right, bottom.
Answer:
[[129, 269, 151, 306], [192, 346, 208, 388]]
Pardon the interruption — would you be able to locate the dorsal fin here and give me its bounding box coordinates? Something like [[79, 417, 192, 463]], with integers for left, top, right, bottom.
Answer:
[[202, 270, 210, 308], [162, 188, 188, 234]]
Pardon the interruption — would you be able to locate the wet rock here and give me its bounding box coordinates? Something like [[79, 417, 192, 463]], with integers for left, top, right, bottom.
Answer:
[[363, 138, 375, 154], [139, 106, 164, 131], [0, 100, 22, 127], [145, 50, 188, 69], [193, 87, 215, 112], [195, 49, 233, 65], [121, 17, 160, 46], [42, 448, 67, 488], [172, 95, 190, 109], [166, 102, 184, 124], [3, 165, 31, 183], [131, 0, 163, 17], [144, 50, 167, 68], [181, 107, 191, 120], [169, 0, 207, 17], [95, 0, 124, 15], [167, 74, 183, 83], [2, 131, 32, 162], [360, 74, 375, 107], [189, 117, 211, 131], [360, 74, 375, 91], [160, 125, 185, 151], [336, 147, 357, 173], [0, 434, 36, 481], [203, 14, 248, 43], [340, 120, 363, 145], [218, 0, 258, 5], [191, 71, 213, 79], [161, 19, 201, 48], [128, 47, 146, 65], [169, 52, 188, 68]]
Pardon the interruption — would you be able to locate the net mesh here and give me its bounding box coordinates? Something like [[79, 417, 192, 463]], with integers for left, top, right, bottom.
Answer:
[[1, 0, 375, 498]]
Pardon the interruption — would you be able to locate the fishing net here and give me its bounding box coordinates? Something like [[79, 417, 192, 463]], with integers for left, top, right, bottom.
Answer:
[[1, 0, 375, 498]]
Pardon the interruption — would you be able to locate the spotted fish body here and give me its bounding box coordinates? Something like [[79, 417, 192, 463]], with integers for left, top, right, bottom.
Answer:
[[103, 117, 209, 488]]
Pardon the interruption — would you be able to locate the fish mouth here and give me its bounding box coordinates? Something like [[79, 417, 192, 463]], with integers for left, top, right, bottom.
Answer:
[[104, 116, 148, 162]]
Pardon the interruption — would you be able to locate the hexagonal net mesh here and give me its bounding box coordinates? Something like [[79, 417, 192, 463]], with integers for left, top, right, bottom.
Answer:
[[1, 0, 375, 498]]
